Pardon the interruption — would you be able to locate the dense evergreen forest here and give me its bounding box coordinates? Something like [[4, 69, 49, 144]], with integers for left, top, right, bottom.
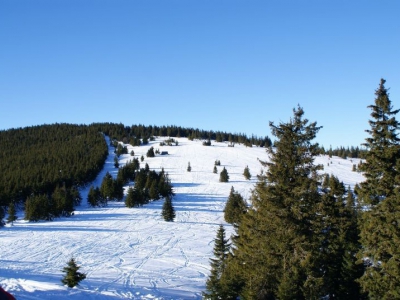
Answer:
[[0, 124, 108, 206]]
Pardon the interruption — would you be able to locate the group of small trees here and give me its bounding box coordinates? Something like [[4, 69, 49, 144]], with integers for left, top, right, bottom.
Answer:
[[25, 185, 82, 222], [125, 168, 174, 208]]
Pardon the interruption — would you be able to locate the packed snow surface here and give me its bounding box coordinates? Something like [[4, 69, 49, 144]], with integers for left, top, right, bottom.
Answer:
[[0, 137, 365, 299]]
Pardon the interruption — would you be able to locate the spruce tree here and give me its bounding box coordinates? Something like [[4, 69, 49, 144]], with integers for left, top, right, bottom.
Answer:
[[187, 162, 191, 172], [213, 165, 218, 174], [61, 257, 86, 288], [203, 225, 232, 300], [224, 106, 323, 299], [125, 187, 135, 208], [219, 167, 229, 182], [357, 79, 400, 298], [6, 202, 17, 225], [161, 196, 175, 222], [243, 165, 251, 180], [223, 187, 247, 225]]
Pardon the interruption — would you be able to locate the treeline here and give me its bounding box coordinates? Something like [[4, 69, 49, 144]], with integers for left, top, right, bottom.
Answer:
[[320, 145, 367, 159], [91, 123, 273, 148], [204, 79, 400, 299], [0, 124, 108, 207]]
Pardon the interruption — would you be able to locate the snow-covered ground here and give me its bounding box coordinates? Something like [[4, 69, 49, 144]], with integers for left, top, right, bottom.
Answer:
[[0, 137, 365, 299]]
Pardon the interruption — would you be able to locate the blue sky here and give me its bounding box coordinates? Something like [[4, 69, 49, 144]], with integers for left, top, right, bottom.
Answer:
[[1, 0, 399, 149]]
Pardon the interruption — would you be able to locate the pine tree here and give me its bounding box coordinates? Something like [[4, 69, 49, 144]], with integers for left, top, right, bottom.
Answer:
[[187, 162, 191, 172], [61, 257, 86, 288], [161, 196, 175, 222], [224, 106, 323, 299], [100, 172, 114, 201], [213, 165, 218, 174], [223, 187, 246, 225], [203, 225, 232, 299], [146, 146, 155, 157], [219, 167, 229, 182], [243, 165, 251, 180], [6, 202, 17, 225], [357, 79, 400, 298], [315, 176, 363, 298], [125, 186, 136, 208]]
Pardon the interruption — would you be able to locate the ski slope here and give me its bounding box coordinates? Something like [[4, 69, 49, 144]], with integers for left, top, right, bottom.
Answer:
[[0, 137, 365, 299]]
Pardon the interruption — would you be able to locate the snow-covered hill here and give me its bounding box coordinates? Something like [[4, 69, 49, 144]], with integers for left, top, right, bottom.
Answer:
[[0, 137, 365, 299]]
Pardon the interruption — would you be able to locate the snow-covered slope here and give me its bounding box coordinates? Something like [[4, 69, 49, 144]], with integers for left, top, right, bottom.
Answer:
[[0, 137, 365, 299]]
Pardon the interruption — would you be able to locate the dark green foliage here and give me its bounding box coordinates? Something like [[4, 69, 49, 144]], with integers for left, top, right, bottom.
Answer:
[[187, 162, 191, 172], [161, 196, 175, 222], [0, 124, 108, 207], [51, 185, 75, 217], [87, 186, 106, 207], [23, 184, 81, 221], [99, 172, 124, 202], [124, 168, 174, 207], [357, 79, 400, 298], [141, 155, 144, 162], [24, 194, 50, 222], [130, 150, 135, 156], [213, 165, 218, 174], [125, 187, 138, 208], [203, 139, 212, 146], [149, 180, 160, 200], [100, 172, 115, 201], [319, 145, 367, 159], [115, 143, 128, 156], [203, 225, 233, 299], [61, 257, 86, 288], [214, 160, 221, 166], [146, 147, 155, 158], [315, 176, 364, 298], [219, 167, 229, 182], [223, 187, 246, 225], [243, 165, 251, 180], [6, 202, 17, 225], [224, 107, 324, 299]]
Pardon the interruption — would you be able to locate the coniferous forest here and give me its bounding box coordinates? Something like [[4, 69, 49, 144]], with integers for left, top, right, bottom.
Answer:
[[0, 124, 108, 206]]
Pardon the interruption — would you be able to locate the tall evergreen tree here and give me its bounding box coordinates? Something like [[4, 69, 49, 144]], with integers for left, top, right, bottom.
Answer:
[[61, 257, 86, 288], [125, 186, 136, 208], [6, 202, 17, 225], [357, 79, 400, 298], [203, 225, 232, 300], [224, 106, 323, 299], [161, 196, 175, 222]]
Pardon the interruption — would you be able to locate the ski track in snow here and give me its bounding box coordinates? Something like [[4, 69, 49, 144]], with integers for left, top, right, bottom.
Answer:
[[0, 137, 365, 299]]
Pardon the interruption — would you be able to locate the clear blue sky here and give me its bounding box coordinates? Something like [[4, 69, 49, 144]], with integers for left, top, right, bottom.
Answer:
[[1, 0, 399, 149]]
